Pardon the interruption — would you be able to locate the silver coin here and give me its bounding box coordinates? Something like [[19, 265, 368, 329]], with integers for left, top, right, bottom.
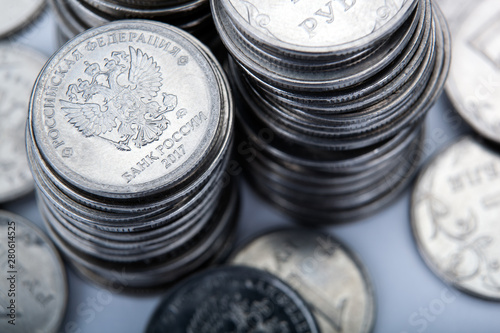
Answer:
[[0, 43, 46, 203], [229, 228, 375, 333], [30, 20, 222, 198], [219, 0, 418, 57], [412, 136, 500, 300], [146, 265, 320, 333], [445, 0, 500, 144], [0, 210, 67, 333], [0, 0, 46, 38]]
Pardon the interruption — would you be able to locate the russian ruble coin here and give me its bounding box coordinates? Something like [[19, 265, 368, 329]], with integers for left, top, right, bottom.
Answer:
[[49, 0, 218, 51], [217, 0, 418, 58], [444, 0, 500, 144], [412, 136, 500, 300], [0, 210, 67, 333], [0, 0, 46, 39], [30, 20, 222, 199], [229, 228, 375, 333], [27, 20, 236, 290], [0, 43, 46, 203], [145, 266, 320, 333]]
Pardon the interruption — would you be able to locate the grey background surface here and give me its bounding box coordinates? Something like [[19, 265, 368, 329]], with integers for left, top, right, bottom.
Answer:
[[3, 9, 500, 333]]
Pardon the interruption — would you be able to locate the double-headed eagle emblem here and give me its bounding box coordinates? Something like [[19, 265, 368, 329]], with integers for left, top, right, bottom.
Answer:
[[61, 46, 178, 151]]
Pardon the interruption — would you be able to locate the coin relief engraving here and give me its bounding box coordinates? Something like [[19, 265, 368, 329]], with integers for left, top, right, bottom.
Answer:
[[412, 137, 500, 299], [226, 0, 413, 47], [32, 24, 221, 193], [230, 230, 375, 333], [187, 293, 292, 333], [62, 47, 178, 151]]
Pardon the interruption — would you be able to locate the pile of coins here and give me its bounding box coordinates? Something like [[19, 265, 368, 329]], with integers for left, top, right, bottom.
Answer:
[[26, 20, 236, 290], [145, 228, 376, 332], [212, 0, 450, 223], [50, 0, 219, 49]]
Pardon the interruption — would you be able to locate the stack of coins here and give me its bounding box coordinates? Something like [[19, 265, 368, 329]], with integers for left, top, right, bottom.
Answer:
[[50, 0, 219, 49], [212, 0, 450, 223], [26, 20, 236, 290]]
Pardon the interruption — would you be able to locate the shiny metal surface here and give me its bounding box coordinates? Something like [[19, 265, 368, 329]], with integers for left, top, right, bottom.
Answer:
[[412, 136, 500, 300], [146, 266, 320, 333], [230, 228, 375, 333]]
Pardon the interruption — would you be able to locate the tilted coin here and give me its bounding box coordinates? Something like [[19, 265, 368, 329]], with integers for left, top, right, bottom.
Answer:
[[0, 210, 67, 333], [0, 0, 46, 38], [0, 43, 46, 203], [229, 228, 376, 333], [412, 136, 500, 300], [145, 266, 320, 333], [445, 0, 500, 144], [31, 20, 221, 198]]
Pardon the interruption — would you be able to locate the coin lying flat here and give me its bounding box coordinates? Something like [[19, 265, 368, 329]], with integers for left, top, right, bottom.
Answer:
[[145, 266, 320, 333], [0, 0, 46, 39], [0, 210, 67, 333], [0, 43, 46, 204], [445, 0, 500, 144], [412, 136, 500, 300], [229, 229, 375, 333]]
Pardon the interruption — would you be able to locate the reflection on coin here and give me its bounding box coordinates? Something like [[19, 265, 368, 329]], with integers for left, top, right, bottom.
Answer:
[[0, 210, 67, 333], [229, 229, 375, 333], [445, 0, 500, 144], [0, 0, 46, 38], [146, 266, 320, 333], [221, 0, 417, 54], [412, 136, 500, 300], [31, 20, 221, 198], [0, 43, 46, 203]]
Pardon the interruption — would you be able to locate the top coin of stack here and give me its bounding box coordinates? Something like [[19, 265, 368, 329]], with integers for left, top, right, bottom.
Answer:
[[215, 0, 418, 89], [50, 0, 218, 48]]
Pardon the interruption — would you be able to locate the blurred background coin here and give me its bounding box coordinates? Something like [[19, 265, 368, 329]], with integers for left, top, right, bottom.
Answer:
[[412, 136, 500, 300], [0, 210, 67, 333], [229, 228, 376, 333], [145, 266, 320, 333], [0, 43, 46, 204]]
